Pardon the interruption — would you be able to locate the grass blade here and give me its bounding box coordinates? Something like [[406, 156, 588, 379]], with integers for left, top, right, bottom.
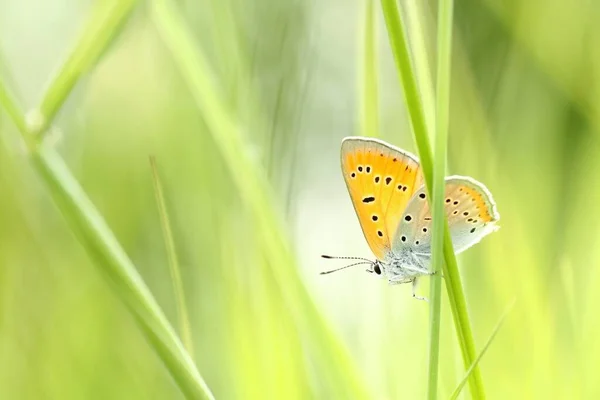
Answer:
[[403, 0, 435, 134], [33, 0, 140, 139], [150, 156, 195, 357], [360, 0, 379, 138], [0, 79, 28, 135], [0, 77, 214, 399], [32, 147, 214, 400], [427, 0, 454, 398], [379, 0, 485, 397], [449, 300, 516, 400], [150, 0, 371, 397]]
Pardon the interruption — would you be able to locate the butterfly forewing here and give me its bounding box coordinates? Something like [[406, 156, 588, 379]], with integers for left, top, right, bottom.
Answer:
[[392, 176, 500, 254], [341, 137, 423, 259]]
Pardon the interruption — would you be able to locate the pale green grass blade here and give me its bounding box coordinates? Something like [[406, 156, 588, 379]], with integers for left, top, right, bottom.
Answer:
[[403, 0, 435, 134], [449, 300, 515, 400], [150, 156, 194, 357], [379, 0, 485, 397], [379, 0, 433, 171], [31, 147, 214, 400], [427, 0, 454, 398], [0, 76, 214, 399], [33, 0, 139, 139], [360, 0, 379, 138], [150, 0, 371, 397], [0, 79, 28, 134]]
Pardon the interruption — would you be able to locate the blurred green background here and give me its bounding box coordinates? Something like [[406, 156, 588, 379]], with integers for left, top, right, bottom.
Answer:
[[1, 0, 599, 399]]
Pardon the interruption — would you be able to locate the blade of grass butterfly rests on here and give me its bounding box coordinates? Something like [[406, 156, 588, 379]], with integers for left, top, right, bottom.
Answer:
[[149, 156, 194, 357], [450, 300, 516, 400], [380, 0, 489, 396], [427, 0, 453, 396]]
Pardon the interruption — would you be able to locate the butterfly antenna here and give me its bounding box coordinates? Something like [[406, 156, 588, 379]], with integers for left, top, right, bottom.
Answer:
[[319, 260, 373, 275], [321, 254, 373, 263]]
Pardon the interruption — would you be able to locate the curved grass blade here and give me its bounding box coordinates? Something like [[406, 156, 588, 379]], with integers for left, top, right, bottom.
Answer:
[[449, 300, 516, 400], [0, 79, 28, 135], [379, 0, 485, 397], [150, 0, 371, 397], [150, 156, 195, 357], [0, 77, 214, 399], [33, 0, 140, 139], [32, 147, 214, 400]]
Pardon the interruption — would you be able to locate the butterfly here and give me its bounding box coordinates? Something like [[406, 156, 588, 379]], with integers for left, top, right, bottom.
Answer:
[[322, 137, 500, 300]]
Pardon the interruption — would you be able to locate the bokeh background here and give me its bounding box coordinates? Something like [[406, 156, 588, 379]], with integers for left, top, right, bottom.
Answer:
[[1, 0, 599, 399]]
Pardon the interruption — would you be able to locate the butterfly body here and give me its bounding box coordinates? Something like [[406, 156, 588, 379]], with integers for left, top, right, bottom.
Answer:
[[376, 247, 425, 281], [335, 136, 500, 292]]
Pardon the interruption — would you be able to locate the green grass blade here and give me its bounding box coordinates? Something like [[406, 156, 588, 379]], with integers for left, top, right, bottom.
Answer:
[[0, 79, 215, 400], [403, 0, 435, 134], [427, 0, 454, 398], [360, 0, 379, 138], [32, 0, 139, 139], [150, 1, 371, 397], [379, 0, 433, 176], [449, 300, 516, 400], [32, 147, 214, 400], [150, 156, 195, 357], [0, 78, 28, 135], [379, 0, 485, 397]]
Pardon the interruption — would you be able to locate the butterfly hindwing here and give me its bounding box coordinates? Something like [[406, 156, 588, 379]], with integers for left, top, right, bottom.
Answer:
[[341, 137, 423, 259], [392, 176, 500, 254]]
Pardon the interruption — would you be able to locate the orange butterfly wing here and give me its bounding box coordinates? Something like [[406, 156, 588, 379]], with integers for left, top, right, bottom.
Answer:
[[341, 137, 424, 259]]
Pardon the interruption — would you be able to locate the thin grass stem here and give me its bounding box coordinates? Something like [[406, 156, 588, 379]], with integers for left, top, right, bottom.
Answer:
[[449, 300, 516, 400], [379, 0, 485, 397], [150, 156, 195, 358], [427, 0, 454, 398], [361, 0, 379, 138], [34, 0, 139, 139]]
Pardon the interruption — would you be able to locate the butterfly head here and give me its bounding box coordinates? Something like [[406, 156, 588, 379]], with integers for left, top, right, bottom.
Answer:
[[367, 259, 385, 276]]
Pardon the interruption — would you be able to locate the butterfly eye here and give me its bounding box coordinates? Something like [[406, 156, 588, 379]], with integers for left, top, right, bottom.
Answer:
[[373, 264, 382, 275]]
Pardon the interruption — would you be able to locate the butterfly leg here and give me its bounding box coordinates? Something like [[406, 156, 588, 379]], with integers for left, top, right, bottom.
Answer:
[[412, 278, 428, 302], [388, 276, 413, 285], [427, 270, 445, 278]]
